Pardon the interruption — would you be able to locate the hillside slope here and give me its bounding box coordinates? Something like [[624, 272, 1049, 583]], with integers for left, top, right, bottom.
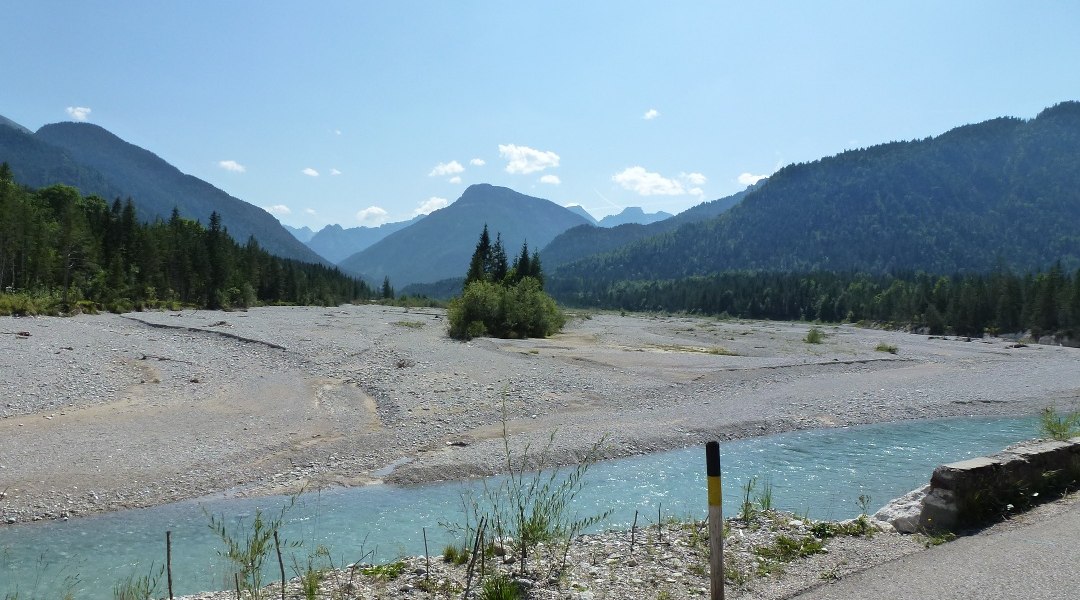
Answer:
[[4, 120, 325, 264], [554, 102, 1080, 281]]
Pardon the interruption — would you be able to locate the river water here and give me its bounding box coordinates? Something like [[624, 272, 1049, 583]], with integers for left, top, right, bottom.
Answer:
[[0, 415, 1037, 598]]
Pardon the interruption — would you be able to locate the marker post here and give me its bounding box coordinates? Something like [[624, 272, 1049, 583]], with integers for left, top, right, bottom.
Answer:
[[706, 441, 724, 600]]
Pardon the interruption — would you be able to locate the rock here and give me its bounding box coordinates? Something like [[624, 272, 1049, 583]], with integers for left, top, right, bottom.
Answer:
[[873, 484, 929, 533]]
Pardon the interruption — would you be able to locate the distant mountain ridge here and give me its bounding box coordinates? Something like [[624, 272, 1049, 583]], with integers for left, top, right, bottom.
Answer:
[[552, 101, 1080, 282], [338, 184, 591, 286], [306, 217, 423, 264], [597, 206, 673, 227], [539, 186, 751, 271], [0, 117, 325, 264]]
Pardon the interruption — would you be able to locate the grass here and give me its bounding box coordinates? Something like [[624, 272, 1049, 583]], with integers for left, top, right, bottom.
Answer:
[[478, 572, 523, 600], [359, 560, 406, 581], [804, 327, 825, 344], [874, 342, 899, 354], [754, 534, 826, 562], [393, 320, 425, 329], [112, 563, 163, 600]]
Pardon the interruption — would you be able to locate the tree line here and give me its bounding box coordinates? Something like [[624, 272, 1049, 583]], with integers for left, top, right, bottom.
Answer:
[[0, 166, 371, 313], [548, 267, 1080, 338]]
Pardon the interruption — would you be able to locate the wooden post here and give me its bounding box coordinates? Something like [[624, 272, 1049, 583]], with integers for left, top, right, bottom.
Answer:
[[630, 510, 638, 554], [166, 530, 174, 600], [274, 531, 285, 600], [423, 527, 431, 581], [658, 502, 663, 544], [706, 441, 724, 600]]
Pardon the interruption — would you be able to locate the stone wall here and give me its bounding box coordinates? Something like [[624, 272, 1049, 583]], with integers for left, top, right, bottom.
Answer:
[[917, 437, 1080, 532]]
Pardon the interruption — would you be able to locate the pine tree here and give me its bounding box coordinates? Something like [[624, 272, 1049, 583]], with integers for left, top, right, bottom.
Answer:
[[465, 224, 491, 285]]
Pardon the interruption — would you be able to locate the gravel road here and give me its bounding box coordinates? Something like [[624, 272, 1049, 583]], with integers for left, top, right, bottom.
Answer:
[[2, 304, 1078, 525]]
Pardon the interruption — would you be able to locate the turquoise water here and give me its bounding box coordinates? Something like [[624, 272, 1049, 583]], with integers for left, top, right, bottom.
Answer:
[[0, 416, 1037, 598]]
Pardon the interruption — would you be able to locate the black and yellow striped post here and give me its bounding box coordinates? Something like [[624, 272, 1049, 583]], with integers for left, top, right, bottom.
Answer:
[[706, 441, 724, 600]]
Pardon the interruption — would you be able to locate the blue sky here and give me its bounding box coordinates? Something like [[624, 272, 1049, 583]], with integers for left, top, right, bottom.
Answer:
[[3, 1, 1079, 229]]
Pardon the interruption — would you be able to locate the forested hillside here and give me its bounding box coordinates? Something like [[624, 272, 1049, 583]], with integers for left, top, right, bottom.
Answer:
[[0, 170, 370, 314], [0, 118, 325, 264], [553, 102, 1080, 281]]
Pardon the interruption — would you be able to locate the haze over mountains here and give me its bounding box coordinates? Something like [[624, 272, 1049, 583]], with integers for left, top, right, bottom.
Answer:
[[0, 117, 325, 264], [3, 102, 1078, 294]]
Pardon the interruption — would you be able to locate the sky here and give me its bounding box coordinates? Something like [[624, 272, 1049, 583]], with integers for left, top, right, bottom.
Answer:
[[3, 2, 1080, 230]]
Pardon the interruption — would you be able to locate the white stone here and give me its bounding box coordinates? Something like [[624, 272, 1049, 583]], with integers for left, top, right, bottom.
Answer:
[[873, 484, 929, 533]]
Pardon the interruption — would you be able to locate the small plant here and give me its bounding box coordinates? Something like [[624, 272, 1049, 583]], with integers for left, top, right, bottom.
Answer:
[[739, 476, 758, 521], [754, 535, 826, 562], [360, 560, 407, 581], [478, 572, 523, 600], [112, 563, 164, 600], [442, 543, 469, 564], [874, 342, 898, 354], [755, 478, 775, 512], [856, 493, 872, 516], [207, 497, 298, 600], [923, 531, 956, 548], [804, 327, 824, 344], [1039, 406, 1080, 441], [393, 320, 424, 329]]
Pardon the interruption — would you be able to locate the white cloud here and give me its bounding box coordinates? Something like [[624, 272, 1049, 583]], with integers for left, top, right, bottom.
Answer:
[[263, 204, 291, 215], [539, 174, 561, 185], [498, 144, 560, 174], [470, 158, 486, 167], [448, 176, 462, 184], [65, 106, 92, 121], [612, 166, 686, 196], [334, 129, 342, 136], [689, 188, 705, 197], [429, 160, 464, 177], [414, 196, 449, 216], [356, 206, 389, 224], [681, 172, 707, 185], [643, 108, 659, 120], [304, 208, 317, 215], [302, 167, 320, 177], [330, 168, 342, 176], [218, 160, 246, 173], [737, 172, 768, 186]]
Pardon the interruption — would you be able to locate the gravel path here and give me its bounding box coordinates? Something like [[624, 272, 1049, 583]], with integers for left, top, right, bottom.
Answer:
[[2, 305, 1079, 526]]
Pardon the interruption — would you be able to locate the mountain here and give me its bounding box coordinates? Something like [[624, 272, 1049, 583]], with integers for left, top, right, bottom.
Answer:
[[0, 118, 325, 264], [338, 184, 591, 286], [0, 117, 128, 201], [552, 102, 1080, 282], [597, 206, 673, 227], [564, 204, 597, 225], [307, 216, 423, 264], [0, 115, 32, 135], [539, 186, 751, 271], [283, 224, 315, 243]]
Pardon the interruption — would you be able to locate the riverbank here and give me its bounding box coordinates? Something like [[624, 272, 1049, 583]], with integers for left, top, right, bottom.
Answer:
[[2, 305, 1079, 525]]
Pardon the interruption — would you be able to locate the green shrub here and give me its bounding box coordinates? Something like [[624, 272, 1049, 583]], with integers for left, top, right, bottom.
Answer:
[[875, 342, 898, 354], [448, 278, 565, 340], [804, 327, 824, 344]]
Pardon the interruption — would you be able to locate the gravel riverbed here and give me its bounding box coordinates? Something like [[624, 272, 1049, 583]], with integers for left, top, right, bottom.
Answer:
[[1, 305, 1078, 597]]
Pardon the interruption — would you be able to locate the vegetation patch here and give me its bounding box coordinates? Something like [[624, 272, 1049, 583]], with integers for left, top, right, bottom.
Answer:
[[874, 342, 898, 354], [804, 327, 825, 344]]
